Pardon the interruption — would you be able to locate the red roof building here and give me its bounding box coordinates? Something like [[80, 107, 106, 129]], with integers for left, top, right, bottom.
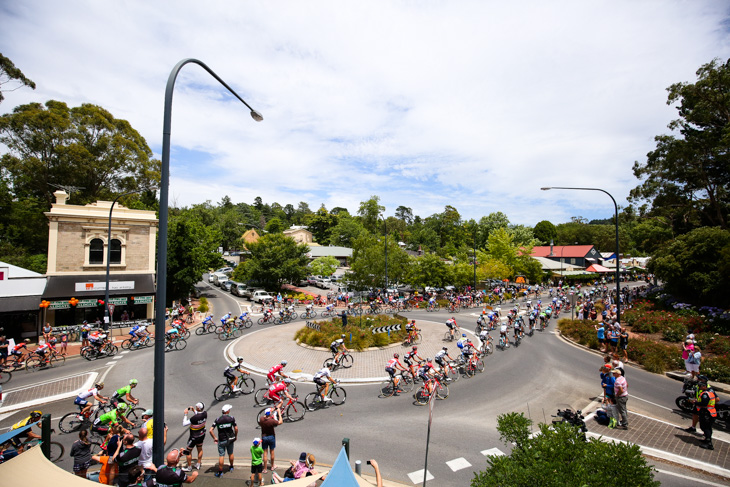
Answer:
[[531, 245, 601, 268]]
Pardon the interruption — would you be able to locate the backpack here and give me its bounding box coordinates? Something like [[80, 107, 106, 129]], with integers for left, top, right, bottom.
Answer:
[[688, 352, 698, 364], [595, 409, 610, 426]]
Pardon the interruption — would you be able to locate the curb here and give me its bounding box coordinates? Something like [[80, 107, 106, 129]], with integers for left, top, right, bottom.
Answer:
[[0, 371, 98, 414]]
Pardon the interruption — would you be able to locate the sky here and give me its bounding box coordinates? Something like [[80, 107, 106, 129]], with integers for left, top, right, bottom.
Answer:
[[2, 1, 730, 226]]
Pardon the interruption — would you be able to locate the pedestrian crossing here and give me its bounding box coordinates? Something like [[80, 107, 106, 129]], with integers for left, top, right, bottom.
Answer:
[[406, 447, 506, 484]]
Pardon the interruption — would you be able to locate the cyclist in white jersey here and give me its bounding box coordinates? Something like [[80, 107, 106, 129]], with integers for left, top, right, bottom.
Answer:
[[74, 382, 108, 417], [313, 364, 337, 401]]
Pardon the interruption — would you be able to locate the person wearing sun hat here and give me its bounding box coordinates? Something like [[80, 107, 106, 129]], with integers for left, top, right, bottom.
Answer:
[[248, 437, 264, 486]]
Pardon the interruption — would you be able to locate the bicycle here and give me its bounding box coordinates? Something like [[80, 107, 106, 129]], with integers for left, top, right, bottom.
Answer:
[[497, 334, 510, 350], [426, 303, 440, 312], [479, 335, 493, 356], [305, 384, 347, 409], [215, 324, 242, 341], [320, 309, 339, 318], [254, 382, 297, 405], [256, 396, 306, 423], [23, 431, 65, 463], [463, 354, 485, 378], [323, 352, 353, 371], [441, 361, 460, 382], [414, 374, 449, 405], [257, 314, 276, 325], [80, 342, 118, 361], [0, 368, 10, 384], [121, 334, 155, 350], [442, 330, 456, 342], [58, 402, 109, 433], [26, 349, 65, 371], [301, 309, 318, 319], [213, 375, 256, 401], [378, 374, 414, 398], [164, 336, 187, 351], [195, 316, 217, 335], [2, 353, 29, 372], [93, 402, 146, 423], [448, 303, 460, 314], [402, 330, 422, 347]]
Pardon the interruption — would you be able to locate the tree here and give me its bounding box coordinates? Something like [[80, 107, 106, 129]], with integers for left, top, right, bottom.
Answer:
[[472, 412, 659, 487], [406, 253, 447, 289], [631, 58, 730, 232], [234, 233, 309, 290], [357, 195, 385, 234], [304, 206, 338, 244], [479, 212, 510, 238], [0, 100, 160, 207], [0, 53, 36, 104], [309, 256, 339, 277], [395, 205, 414, 225], [348, 233, 409, 289], [648, 226, 730, 307], [533, 220, 557, 244], [329, 215, 367, 247], [265, 217, 285, 234]]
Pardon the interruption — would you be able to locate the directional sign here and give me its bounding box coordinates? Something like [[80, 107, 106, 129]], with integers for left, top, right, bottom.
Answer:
[[371, 324, 402, 334], [306, 321, 320, 331]]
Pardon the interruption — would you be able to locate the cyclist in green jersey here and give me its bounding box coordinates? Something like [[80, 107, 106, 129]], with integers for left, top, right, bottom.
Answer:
[[113, 379, 140, 407], [92, 403, 135, 434]]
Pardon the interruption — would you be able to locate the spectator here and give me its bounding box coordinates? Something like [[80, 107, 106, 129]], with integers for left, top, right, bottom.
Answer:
[[182, 403, 207, 471], [607, 325, 619, 353], [42, 322, 52, 344], [272, 452, 319, 483], [141, 409, 154, 438], [0, 334, 8, 365], [594, 322, 606, 352], [210, 404, 238, 478], [135, 426, 159, 477], [600, 365, 617, 428], [682, 338, 696, 377], [249, 437, 264, 486], [688, 346, 702, 380], [114, 434, 141, 487], [258, 404, 283, 473], [59, 328, 68, 356], [612, 368, 629, 429], [156, 449, 198, 485], [89, 437, 123, 485], [70, 430, 93, 478], [81, 321, 91, 348], [126, 465, 154, 487], [696, 377, 718, 450], [618, 327, 629, 361], [611, 354, 625, 376]]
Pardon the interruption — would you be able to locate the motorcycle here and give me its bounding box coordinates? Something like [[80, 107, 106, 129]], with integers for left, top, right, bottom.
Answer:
[[675, 378, 730, 428]]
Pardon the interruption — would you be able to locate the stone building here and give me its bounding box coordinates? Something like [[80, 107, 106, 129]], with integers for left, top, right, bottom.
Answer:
[[283, 226, 313, 244]]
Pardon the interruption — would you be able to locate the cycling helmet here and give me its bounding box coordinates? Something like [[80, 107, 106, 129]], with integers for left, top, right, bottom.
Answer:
[[95, 382, 104, 389], [698, 375, 709, 384], [117, 403, 129, 411], [442, 347, 448, 351], [412, 346, 418, 351], [284, 378, 292, 384], [466, 339, 471, 343], [237, 357, 244, 363], [281, 360, 288, 366], [30, 410, 42, 419], [129, 379, 138, 386], [393, 353, 399, 358], [24, 338, 31, 343], [341, 334, 345, 339], [326, 362, 335, 370], [462, 334, 466, 338]]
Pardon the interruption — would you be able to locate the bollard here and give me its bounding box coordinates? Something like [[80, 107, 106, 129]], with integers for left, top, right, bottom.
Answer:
[[41, 413, 51, 460], [355, 460, 361, 475], [342, 437, 350, 459]]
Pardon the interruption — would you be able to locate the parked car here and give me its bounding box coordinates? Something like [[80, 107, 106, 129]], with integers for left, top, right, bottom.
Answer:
[[215, 267, 233, 274], [307, 276, 320, 286], [213, 273, 229, 287], [252, 290, 274, 303], [222, 281, 233, 292], [316, 277, 331, 289], [231, 282, 248, 297], [208, 273, 216, 283], [243, 287, 262, 300]]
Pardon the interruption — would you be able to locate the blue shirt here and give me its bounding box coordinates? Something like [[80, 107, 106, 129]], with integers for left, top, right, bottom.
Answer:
[[596, 326, 605, 340]]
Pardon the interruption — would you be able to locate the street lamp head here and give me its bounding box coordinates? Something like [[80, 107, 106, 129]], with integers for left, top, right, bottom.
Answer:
[[250, 110, 264, 122], [540, 187, 551, 191]]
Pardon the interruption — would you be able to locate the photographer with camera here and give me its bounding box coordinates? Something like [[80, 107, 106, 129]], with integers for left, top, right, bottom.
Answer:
[[182, 402, 208, 471]]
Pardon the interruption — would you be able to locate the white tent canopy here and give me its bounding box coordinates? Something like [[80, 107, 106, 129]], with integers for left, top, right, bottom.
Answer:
[[0, 445, 97, 486]]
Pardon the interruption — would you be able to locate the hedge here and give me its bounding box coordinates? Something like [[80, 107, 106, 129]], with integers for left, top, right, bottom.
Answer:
[[294, 314, 408, 350]]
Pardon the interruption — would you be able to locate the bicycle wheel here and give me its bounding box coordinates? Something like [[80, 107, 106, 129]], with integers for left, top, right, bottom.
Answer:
[[290, 312, 298, 320], [323, 357, 336, 369], [257, 317, 266, 325], [476, 359, 485, 373], [239, 377, 256, 395], [182, 329, 191, 340], [232, 327, 242, 338], [243, 319, 253, 329], [436, 382, 449, 399], [59, 412, 85, 433], [414, 388, 429, 405], [330, 386, 346, 405], [254, 388, 271, 406], [340, 354, 353, 369], [218, 330, 229, 341], [304, 392, 321, 410], [214, 384, 233, 402], [413, 333, 422, 345], [0, 369, 11, 384], [175, 338, 187, 350], [127, 407, 145, 424], [122, 339, 133, 350], [286, 382, 297, 396], [195, 326, 206, 336], [144, 335, 155, 347], [446, 365, 460, 382], [453, 307, 460, 314], [49, 441, 65, 463], [274, 318, 283, 325], [50, 354, 65, 367], [106, 345, 119, 357], [285, 401, 306, 422], [464, 363, 476, 378], [443, 331, 452, 342], [398, 375, 414, 393], [379, 381, 395, 398], [25, 356, 42, 372]]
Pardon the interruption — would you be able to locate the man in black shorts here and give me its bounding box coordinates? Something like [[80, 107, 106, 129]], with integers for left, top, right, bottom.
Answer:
[[155, 449, 198, 485], [182, 402, 207, 472]]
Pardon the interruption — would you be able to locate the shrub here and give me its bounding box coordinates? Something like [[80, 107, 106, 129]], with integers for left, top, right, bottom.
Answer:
[[197, 297, 209, 313], [701, 355, 730, 383], [294, 314, 407, 350], [558, 319, 599, 350], [662, 322, 686, 342], [706, 335, 730, 356], [626, 338, 682, 374]]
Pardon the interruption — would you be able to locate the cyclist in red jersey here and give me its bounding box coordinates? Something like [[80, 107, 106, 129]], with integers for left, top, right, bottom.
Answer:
[[403, 346, 424, 378], [385, 353, 407, 394], [266, 379, 294, 407], [267, 361, 289, 384]]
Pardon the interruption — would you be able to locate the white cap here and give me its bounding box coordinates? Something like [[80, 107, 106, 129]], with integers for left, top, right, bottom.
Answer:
[[222, 404, 232, 412], [195, 402, 205, 410]]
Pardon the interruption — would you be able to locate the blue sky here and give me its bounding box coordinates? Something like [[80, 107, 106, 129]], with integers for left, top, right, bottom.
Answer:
[[2, 1, 730, 226]]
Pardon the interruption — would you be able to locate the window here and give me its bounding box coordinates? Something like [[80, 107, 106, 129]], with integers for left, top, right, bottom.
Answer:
[[89, 238, 104, 264], [570, 258, 576, 265], [110, 239, 122, 264]]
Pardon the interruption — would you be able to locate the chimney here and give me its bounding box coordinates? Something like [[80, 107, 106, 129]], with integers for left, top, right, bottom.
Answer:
[[54, 190, 68, 205], [549, 239, 554, 257]]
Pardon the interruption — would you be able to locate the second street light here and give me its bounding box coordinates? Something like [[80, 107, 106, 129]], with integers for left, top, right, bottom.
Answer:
[[541, 186, 621, 323], [153, 58, 262, 465], [379, 214, 388, 293]]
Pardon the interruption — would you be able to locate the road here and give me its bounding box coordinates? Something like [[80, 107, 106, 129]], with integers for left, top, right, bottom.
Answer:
[[0, 279, 725, 486]]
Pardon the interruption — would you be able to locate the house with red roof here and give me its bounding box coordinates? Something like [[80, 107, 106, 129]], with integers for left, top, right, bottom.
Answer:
[[531, 244, 601, 269]]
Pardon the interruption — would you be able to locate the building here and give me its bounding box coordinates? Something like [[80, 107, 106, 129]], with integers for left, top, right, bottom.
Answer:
[[306, 246, 353, 266], [0, 262, 46, 341], [283, 226, 313, 244], [531, 244, 601, 268], [41, 191, 158, 327]]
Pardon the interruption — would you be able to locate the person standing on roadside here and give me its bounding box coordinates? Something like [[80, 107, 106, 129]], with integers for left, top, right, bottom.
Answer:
[[182, 402, 207, 472], [209, 404, 238, 478], [258, 404, 283, 473], [619, 327, 629, 361], [688, 346, 702, 380], [612, 368, 629, 429], [595, 322, 606, 352], [696, 377, 718, 450]]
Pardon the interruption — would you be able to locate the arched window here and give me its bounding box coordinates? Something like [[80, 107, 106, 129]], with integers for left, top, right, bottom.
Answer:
[[89, 238, 104, 264], [110, 239, 122, 264]]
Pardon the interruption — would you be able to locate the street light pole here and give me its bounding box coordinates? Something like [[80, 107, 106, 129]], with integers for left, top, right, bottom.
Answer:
[[541, 186, 621, 323], [379, 215, 388, 292], [473, 228, 478, 291], [153, 58, 262, 465], [104, 191, 140, 332]]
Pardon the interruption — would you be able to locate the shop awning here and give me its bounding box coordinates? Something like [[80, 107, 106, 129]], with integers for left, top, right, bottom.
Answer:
[[0, 442, 97, 486], [0, 295, 41, 313], [42, 274, 155, 299], [586, 264, 612, 273]]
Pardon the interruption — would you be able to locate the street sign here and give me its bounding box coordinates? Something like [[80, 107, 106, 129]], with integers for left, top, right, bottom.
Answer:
[[108, 304, 115, 316], [371, 324, 401, 334], [306, 321, 320, 331]]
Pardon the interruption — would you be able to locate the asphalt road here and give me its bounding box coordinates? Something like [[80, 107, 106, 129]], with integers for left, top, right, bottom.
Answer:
[[0, 279, 724, 486]]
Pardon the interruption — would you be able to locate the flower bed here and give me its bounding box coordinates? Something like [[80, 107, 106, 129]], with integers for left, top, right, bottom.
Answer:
[[294, 314, 408, 350]]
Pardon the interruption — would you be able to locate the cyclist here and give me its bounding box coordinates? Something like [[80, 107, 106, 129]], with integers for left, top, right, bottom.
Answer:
[[456, 333, 468, 355], [165, 321, 181, 349], [499, 322, 509, 348], [237, 311, 250, 324], [461, 339, 478, 364], [403, 346, 424, 378], [201, 314, 214, 329], [313, 363, 337, 401], [220, 312, 232, 327], [417, 359, 436, 396], [266, 378, 294, 408], [224, 357, 252, 392], [304, 302, 314, 316], [514, 317, 524, 340], [88, 329, 106, 351], [445, 317, 459, 340], [267, 360, 289, 384], [434, 347, 454, 377], [405, 320, 420, 343], [128, 323, 147, 346], [428, 295, 436, 310], [325, 303, 335, 315], [10, 410, 42, 451], [10, 338, 30, 360], [263, 307, 273, 321], [385, 353, 407, 394], [92, 402, 135, 435], [478, 328, 491, 350], [330, 334, 349, 364], [32, 341, 52, 365], [112, 379, 140, 407], [74, 382, 108, 418]]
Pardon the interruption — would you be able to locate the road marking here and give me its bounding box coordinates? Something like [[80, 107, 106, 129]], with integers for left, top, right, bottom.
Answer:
[[654, 468, 717, 486], [629, 394, 673, 411], [121, 351, 130, 354], [407, 469, 433, 484], [481, 447, 505, 456], [445, 457, 471, 472], [112, 355, 123, 360]]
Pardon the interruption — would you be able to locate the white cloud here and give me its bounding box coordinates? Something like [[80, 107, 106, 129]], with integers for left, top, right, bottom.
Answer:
[[2, 0, 729, 225]]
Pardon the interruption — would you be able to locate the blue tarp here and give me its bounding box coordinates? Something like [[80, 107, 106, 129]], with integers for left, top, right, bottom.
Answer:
[[321, 446, 360, 487], [0, 424, 33, 446]]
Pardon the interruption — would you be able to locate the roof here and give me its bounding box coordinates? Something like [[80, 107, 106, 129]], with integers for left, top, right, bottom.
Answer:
[[0, 261, 43, 278], [586, 264, 612, 273], [0, 443, 94, 486], [531, 245, 596, 258], [307, 246, 353, 258], [0, 261, 47, 298], [321, 446, 371, 487], [42, 274, 155, 299], [532, 256, 582, 271]]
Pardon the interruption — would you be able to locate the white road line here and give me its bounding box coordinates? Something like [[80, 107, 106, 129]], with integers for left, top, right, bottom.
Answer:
[[407, 469, 433, 484], [629, 394, 673, 411], [654, 468, 718, 486], [445, 457, 471, 472], [481, 447, 505, 456], [121, 351, 130, 354], [112, 355, 123, 360]]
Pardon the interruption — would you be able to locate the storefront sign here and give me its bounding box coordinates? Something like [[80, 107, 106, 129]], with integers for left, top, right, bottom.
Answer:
[[133, 296, 154, 304], [49, 301, 71, 309], [75, 281, 135, 292], [108, 297, 129, 305], [77, 299, 98, 308]]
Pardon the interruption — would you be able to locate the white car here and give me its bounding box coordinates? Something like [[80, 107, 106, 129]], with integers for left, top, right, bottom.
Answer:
[[252, 291, 274, 303]]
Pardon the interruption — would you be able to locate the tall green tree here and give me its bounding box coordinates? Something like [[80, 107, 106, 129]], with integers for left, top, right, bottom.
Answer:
[[348, 233, 409, 289], [0, 53, 36, 103], [329, 215, 367, 247], [631, 58, 730, 232], [533, 220, 557, 244], [357, 195, 385, 234], [308, 256, 339, 277], [304, 206, 338, 244], [234, 234, 309, 290], [472, 412, 659, 487], [406, 253, 447, 288]]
